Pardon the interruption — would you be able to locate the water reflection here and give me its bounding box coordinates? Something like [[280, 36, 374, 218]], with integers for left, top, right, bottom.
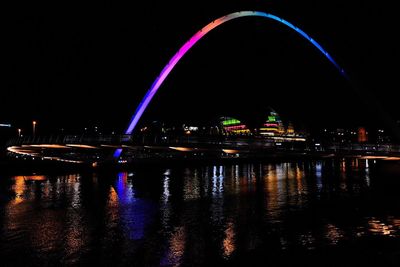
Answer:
[[116, 172, 135, 204], [211, 166, 224, 196], [365, 159, 371, 187], [166, 226, 186, 266], [113, 172, 156, 241], [222, 221, 235, 258], [325, 223, 345, 245], [12, 175, 25, 205], [162, 171, 170, 203], [368, 218, 396, 236], [183, 168, 201, 200], [1, 159, 400, 266]]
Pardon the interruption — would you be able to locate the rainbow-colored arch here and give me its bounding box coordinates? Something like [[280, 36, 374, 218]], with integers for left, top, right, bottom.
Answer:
[[115, 11, 347, 157]]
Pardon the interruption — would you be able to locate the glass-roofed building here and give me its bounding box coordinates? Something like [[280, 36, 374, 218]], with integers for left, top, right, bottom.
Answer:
[[220, 117, 251, 135]]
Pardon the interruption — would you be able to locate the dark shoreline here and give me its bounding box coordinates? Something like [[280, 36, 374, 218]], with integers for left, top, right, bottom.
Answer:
[[1, 153, 399, 176]]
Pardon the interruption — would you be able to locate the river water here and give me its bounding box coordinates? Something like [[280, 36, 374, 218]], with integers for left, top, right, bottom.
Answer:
[[1, 159, 400, 266]]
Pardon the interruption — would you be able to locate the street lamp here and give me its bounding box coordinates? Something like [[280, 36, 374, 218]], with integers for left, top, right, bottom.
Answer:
[[18, 128, 21, 137], [33, 121, 37, 136]]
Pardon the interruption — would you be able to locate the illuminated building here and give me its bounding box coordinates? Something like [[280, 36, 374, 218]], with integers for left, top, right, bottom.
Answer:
[[258, 109, 283, 136], [358, 127, 368, 143], [220, 117, 251, 135], [256, 109, 306, 142], [377, 129, 391, 143], [0, 123, 13, 148], [287, 122, 295, 136]]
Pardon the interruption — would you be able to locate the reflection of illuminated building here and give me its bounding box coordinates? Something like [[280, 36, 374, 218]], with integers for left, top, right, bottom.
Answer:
[[220, 117, 251, 135], [223, 221, 235, 258], [167, 226, 186, 265], [12, 176, 26, 205]]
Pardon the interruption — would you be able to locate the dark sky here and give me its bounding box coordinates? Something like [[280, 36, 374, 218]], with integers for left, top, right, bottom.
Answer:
[[2, 1, 400, 136]]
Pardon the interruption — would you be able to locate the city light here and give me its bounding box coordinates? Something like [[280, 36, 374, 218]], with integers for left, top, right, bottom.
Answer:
[[169, 147, 195, 152], [32, 121, 37, 136]]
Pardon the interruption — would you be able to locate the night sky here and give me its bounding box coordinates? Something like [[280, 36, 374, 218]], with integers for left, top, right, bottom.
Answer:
[[2, 1, 400, 137]]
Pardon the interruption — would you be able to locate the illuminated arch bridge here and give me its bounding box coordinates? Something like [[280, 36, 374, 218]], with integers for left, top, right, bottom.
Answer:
[[7, 10, 360, 164], [6, 134, 400, 164], [115, 10, 348, 157], [5, 133, 307, 164]]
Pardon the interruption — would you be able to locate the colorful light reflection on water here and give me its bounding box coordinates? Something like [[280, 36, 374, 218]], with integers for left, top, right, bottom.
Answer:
[[1, 159, 400, 266]]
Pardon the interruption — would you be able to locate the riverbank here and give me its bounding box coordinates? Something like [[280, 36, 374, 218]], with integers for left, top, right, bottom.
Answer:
[[1, 152, 399, 176]]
